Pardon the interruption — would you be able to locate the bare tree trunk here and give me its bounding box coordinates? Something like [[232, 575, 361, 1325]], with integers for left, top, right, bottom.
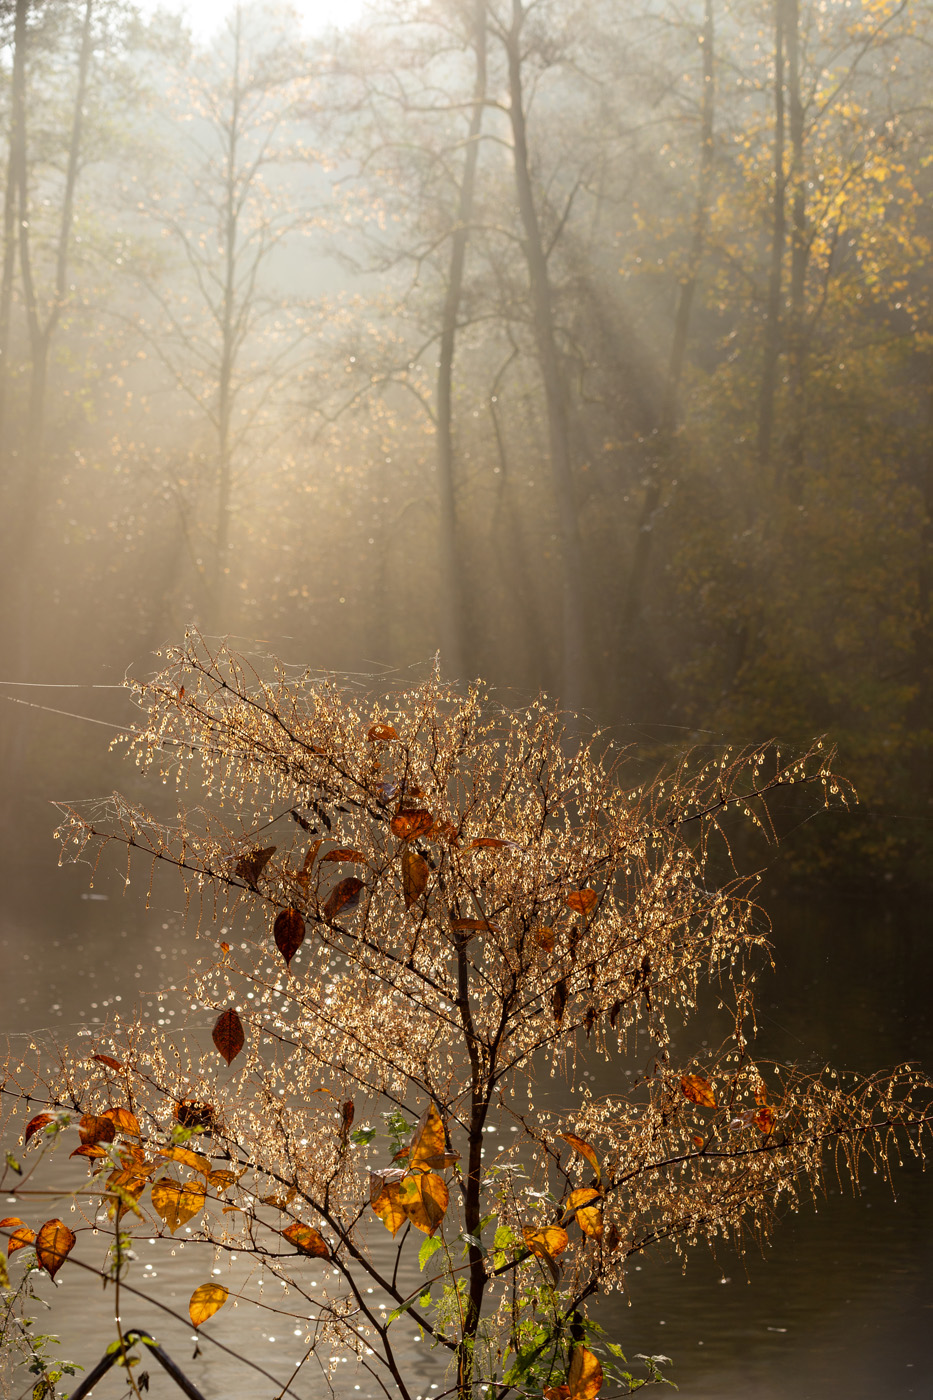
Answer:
[[757, 0, 786, 470], [505, 0, 587, 711], [435, 0, 487, 680]]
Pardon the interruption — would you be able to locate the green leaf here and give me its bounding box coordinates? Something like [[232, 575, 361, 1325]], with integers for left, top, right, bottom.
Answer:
[[460, 1232, 486, 1256], [387, 1293, 422, 1324], [419, 1288, 432, 1308], [5, 1153, 22, 1175], [351, 1127, 376, 1147], [606, 1342, 627, 1360], [418, 1234, 443, 1271]]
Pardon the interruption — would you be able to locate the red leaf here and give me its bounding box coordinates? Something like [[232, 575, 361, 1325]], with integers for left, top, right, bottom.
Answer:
[[390, 810, 433, 841], [323, 876, 364, 921], [755, 1105, 776, 1135], [23, 1115, 54, 1147], [212, 1009, 245, 1065], [273, 907, 305, 969]]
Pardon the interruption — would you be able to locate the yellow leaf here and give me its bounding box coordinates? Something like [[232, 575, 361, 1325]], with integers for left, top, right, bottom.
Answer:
[[563, 1187, 601, 1218], [409, 1104, 446, 1170], [158, 1146, 211, 1175], [576, 1206, 603, 1239], [560, 1133, 602, 1182], [150, 1177, 206, 1234], [568, 1344, 603, 1400], [207, 1169, 241, 1192], [101, 1108, 140, 1138], [370, 1170, 407, 1236], [401, 848, 429, 909], [522, 1225, 569, 1258], [398, 1171, 448, 1235], [189, 1282, 228, 1328]]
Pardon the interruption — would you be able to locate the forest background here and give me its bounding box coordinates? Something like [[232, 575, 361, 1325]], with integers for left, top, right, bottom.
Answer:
[[0, 0, 931, 879]]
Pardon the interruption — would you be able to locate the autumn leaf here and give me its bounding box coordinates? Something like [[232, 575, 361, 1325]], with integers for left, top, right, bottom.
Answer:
[[35, 1220, 76, 1281], [367, 722, 398, 742], [207, 1169, 241, 1192], [339, 1100, 354, 1142], [150, 1177, 206, 1233], [692, 1134, 705, 1149], [533, 926, 555, 954], [79, 1114, 116, 1147], [212, 1009, 245, 1065], [522, 1225, 569, 1257], [189, 1282, 228, 1327], [560, 1133, 602, 1183], [427, 818, 459, 845], [174, 1100, 215, 1133], [101, 1107, 140, 1137], [0, 1217, 25, 1228], [282, 1222, 330, 1257], [468, 837, 508, 850], [568, 1344, 604, 1400], [552, 978, 568, 1023], [565, 889, 598, 917], [323, 876, 364, 921], [563, 1187, 601, 1217], [398, 1170, 448, 1235], [273, 907, 305, 969], [7, 1225, 36, 1256], [449, 917, 498, 935], [23, 1115, 54, 1147], [390, 810, 433, 841], [234, 845, 276, 889], [409, 1104, 446, 1169], [755, 1104, 776, 1134], [90, 1054, 124, 1071], [681, 1075, 716, 1109], [320, 847, 368, 864], [295, 839, 323, 892], [402, 848, 429, 909], [158, 1146, 211, 1175], [69, 1144, 109, 1159], [370, 1170, 408, 1236]]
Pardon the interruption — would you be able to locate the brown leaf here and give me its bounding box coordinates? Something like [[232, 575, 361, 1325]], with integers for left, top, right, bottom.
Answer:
[[189, 1282, 228, 1327], [323, 876, 364, 921], [79, 1115, 116, 1147], [560, 1133, 602, 1182], [23, 1115, 54, 1147], [295, 839, 324, 893], [390, 810, 433, 841], [398, 1170, 448, 1235], [35, 1220, 76, 1281], [468, 837, 508, 850], [150, 1177, 206, 1233], [552, 978, 568, 1023], [282, 1222, 330, 1257], [235, 845, 276, 889], [402, 848, 429, 909], [692, 1134, 705, 1149], [340, 1100, 355, 1141], [568, 1344, 604, 1400], [7, 1225, 36, 1256], [409, 1104, 446, 1169], [449, 917, 498, 935], [427, 818, 459, 845], [533, 926, 555, 954], [273, 907, 305, 969], [90, 1054, 124, 1071], [213, 1009, 245, 1066], [367, 722, 398, 742], [174, 1100, 215, 1133], [565, 889, 598, 917], [680, 1075, 716, 1109], [320, 847, 368, 864], [101, 1108, 140, 1138]]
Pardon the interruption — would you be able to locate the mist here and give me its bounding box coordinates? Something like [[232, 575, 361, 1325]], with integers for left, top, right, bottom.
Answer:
[[1, 0, 931, 1394]]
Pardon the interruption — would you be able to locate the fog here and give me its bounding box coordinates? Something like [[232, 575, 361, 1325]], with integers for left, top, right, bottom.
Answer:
[[1, 0, 931, 1395]]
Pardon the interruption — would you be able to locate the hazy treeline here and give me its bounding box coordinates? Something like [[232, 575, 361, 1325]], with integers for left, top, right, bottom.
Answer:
[[0, 0, 930, 873]]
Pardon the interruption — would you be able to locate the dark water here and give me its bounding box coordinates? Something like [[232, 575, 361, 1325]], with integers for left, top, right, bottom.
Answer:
[[1, 704, 931, 1398]]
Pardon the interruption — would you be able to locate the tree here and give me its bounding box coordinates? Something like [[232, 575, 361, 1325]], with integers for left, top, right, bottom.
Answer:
[[2, 634, 931, 1398]]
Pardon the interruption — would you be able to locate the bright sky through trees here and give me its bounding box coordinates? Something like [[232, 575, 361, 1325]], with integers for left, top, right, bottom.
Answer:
[[142, 0, 364, 41]]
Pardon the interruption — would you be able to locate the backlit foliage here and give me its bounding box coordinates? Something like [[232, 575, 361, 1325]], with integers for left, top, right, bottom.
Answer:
[[3, 635, 932, 1398]]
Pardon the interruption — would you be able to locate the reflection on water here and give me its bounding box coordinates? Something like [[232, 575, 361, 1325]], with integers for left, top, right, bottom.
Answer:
[[2, 839, 931, 1397]]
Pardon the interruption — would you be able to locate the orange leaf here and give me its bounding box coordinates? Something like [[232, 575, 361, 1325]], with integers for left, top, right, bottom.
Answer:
[[533, 926, 555, 954], [283, 1222, 330, 1257], [449, 917, 498, 934], [402, 848, 429, 909], [213, 1009, 245, 1065], [234, 845, 276, 889], [102, 1107, 140, 1137], [189, 1282, 228, 1327], [398, 1170, 448, 1235], [70, 1144, 109, 1159], [323, 876, 364, 921], [158, 1146, 211, 1175], [273, 907, 305, 969], [522, 1225, 569, 1257], [755, 1105, 776, 1135], [207, 1169, 241, 1191], [390, 810, 433, 841], [35, 1220, 76, 1280], [568, 1344, 604, 1400], [468, 837, 508, 850], [320, 847, 368, 864], [560, 1133, 602, 1182], [369, 1170, 408, 1236], [680, 1075, 716, 1109], [0, 1217, 25, 1228], [576, 1206, 603, 1239], [564, 1187, 601, 1217], [565, 889, 598, 916], [367, 722, 398, 742], [8, 1225, 36, 1256], [692, 1135, 704, 1149], [23, 1115, 54, 1147]]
